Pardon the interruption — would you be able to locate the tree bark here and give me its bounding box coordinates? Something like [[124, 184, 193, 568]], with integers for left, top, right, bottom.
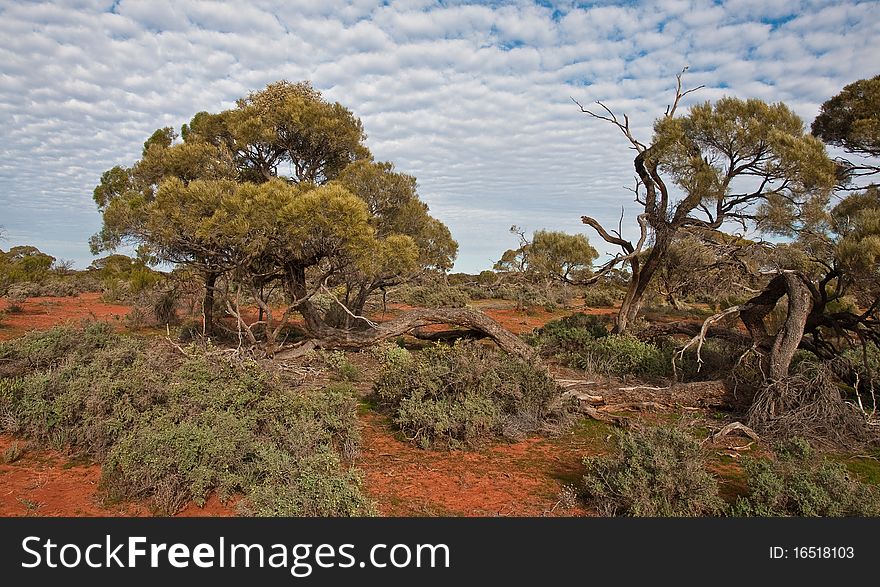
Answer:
[[613, 230, 673, 334], [287, 303, 535, 361], [739, 272, 813, 381], [202, 270, 218, 336]]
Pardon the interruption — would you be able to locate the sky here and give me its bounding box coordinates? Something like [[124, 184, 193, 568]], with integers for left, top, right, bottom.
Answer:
[[0, 0, 879, 273]]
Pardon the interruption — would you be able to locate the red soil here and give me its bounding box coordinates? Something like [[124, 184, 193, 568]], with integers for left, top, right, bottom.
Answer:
[[0, 435, 235, 517], [356, 414, 591, 517], [0, 292, 601, 517], [0, 292, 130, 341]]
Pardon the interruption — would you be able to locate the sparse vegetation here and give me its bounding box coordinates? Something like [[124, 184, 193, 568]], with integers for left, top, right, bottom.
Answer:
[[0, 323, 373, 516], [582, 425, 725, 516], [731, 438, 880, 517], [374, 341, 567, 449]]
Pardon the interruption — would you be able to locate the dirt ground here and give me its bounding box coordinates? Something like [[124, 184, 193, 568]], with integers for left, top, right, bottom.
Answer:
[[0, 292, 130, 341], [0, 291, 690, 517]]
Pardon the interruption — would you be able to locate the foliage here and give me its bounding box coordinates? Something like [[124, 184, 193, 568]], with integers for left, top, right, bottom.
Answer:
[[0, 324, 372, 516], [90, 81, 457, 343], [0, 246, 55, 294], [731, 438, 880, 517], [811, 74, 880, 187], [583, 425, 724, 516], [395, 284, 471, 308], [494, 227, 597, 282], [320, 350, 361, 382], [373, 341, 566, 449]]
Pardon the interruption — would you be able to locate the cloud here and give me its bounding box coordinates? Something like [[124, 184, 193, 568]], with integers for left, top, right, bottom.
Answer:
[[0, 0, 878, 272]]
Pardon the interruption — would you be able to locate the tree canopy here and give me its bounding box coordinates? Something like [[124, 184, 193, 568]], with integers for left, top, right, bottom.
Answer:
[[91, 81, 458, 346], [811, 74, 880, 188], [576, 73, 836, 333]]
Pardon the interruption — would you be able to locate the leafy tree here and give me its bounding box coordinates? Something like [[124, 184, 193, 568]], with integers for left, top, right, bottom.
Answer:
[[88, 81, 486, 356], [811, 75, 880, 189], [493, 226, 597, 282], [0, 245, 55, 291], [575, 72, 836, 333], [325, 160, 458, 328], [649, 230, 765, 310]]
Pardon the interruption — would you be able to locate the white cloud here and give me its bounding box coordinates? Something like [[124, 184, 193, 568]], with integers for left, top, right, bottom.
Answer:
[[0, 0, 878, 271]]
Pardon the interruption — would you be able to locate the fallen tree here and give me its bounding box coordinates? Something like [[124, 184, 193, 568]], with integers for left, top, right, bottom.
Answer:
[[276, 304, 534, 361]]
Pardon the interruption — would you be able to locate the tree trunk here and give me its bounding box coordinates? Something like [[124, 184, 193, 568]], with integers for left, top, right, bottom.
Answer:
[[286, 303, 535, 361], [203, 270, 218, 336], [613, 231, 672, 334], [739, 272, 813, 381]]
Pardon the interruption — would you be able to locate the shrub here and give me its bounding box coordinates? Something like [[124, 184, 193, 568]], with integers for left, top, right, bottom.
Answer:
[[581, 286, 621, 307], [5, 281, 79, 298], [571, 335, 670, 378], [0, 324, 373, 516], [528, 313, 609, 350], [374, 341, 566, 449], [731, 438, 880, 517], [583, 425, 724, 516], [399, 285, 470, 308], [321, 350, 361, 382], [1, 441, 25, 464], [5, 293, 25, 313], [529, 314, 672, 378]]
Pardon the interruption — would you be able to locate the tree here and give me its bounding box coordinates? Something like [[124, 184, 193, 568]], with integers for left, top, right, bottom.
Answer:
[[90, 82, 527, 358], [811, 75, 880, 189], [92, 81, 370, 334], [0, 245, 55, 291], [649, 230, 765, 310], [574, 71, 836, 334], [325, 160, 458, 328], [493, 226, 597, 282]]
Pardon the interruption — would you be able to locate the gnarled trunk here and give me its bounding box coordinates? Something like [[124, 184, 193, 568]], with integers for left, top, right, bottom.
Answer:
[[202, 270, 218, 336], [739, 272, 813, 381], [613, 230, 673, 334]]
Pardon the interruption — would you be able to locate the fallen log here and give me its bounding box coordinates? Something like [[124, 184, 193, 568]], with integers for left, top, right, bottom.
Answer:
[[277, 306, 535, 361]]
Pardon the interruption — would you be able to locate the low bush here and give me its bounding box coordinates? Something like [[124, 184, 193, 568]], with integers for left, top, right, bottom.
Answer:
[[0, 324, 373, 516], [320, 350, 361, 382], [581, 286, 622, 307], [373, 341, 567, 449], [5, 293, 25, 313], [530, 314, 678, 379], [583, 425, 724, 516], [396, 285, 471, 308], [731, 438, 880, 517]]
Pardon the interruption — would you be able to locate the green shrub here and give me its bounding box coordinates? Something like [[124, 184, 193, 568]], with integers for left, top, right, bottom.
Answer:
[[5, 293, 25, 313], [731, 438, 880, 517], [320, 350, 361, 382], [399, 285, 470, 308], [581, 287, 622, 307], [528, 313, 608, 349], [0, 324, 373, 516], [374, 341, 566, 449], [529, 314, 671, 378], [583, 425, 724, 516], [1, 441, 25, 464], [571, 335, 670, 378]]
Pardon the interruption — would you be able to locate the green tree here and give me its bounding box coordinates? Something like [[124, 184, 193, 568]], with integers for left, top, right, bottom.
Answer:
[[0, 245, 55, 291], [575, 72, 836, 334], [87, 82, 508, 358], [811, 74, 880, 188], [493, 226, 597, 282]]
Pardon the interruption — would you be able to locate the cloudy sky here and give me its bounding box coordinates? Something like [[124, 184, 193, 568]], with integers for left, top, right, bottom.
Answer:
[[1, 0, 878, 272]]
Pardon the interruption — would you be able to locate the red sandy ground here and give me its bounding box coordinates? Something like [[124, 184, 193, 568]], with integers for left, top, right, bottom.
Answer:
[[0, 292, 131, 341], [356, 413, 593, 516], [0, 292, 615, 517], [0, 435, 236, 517]]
